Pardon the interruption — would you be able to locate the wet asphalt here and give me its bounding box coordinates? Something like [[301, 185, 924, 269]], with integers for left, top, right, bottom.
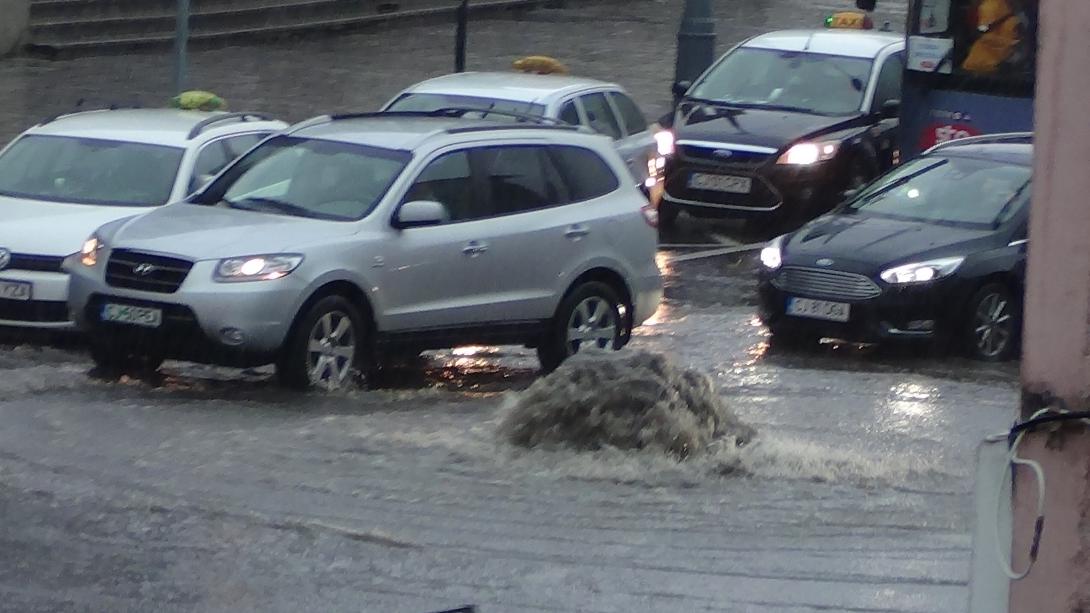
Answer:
[[0, 1, 1024, 612]]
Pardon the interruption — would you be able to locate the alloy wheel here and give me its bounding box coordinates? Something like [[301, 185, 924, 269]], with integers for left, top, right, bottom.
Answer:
[[973, 292, 1014, 359], [565, 296, 619, 355], [306, 310, 357, 389]]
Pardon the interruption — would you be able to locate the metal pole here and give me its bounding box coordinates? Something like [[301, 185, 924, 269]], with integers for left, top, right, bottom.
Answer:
[[174, 0, 190, 94], [674, 0, 715, 89], [454, 0, 469, 73]]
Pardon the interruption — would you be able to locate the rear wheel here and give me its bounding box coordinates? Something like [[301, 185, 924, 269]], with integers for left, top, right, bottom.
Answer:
[[277, 295, 368, 390], [963, 283, 1020, 362], [537, 282, 624, 373]]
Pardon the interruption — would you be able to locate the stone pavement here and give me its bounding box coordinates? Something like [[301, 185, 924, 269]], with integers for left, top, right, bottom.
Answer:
[[0, 0, 907, 144]]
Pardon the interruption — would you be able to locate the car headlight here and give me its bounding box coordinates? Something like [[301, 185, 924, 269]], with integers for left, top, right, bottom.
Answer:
[[214, 254, 303, 282], [777, 141, 840, 165], [880, 256, 965, 284], [80, 234, 104, 267], [654, 130, 675, 156], [760, 236, 785, 270]]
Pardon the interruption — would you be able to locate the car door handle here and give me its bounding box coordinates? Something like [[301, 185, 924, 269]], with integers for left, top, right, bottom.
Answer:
[[462, 241, 489, 257], [564, 225, 590, 240]]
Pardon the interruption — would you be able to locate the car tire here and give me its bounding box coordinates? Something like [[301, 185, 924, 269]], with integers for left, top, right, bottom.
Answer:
[[963, 282, 1020, 362], [277, 295, 369, 390], [537, 282, 624, 373], [88, 337, 164, 376]]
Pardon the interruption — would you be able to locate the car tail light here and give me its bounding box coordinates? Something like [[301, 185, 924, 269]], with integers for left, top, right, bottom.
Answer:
[[641, 204, 658, 228]]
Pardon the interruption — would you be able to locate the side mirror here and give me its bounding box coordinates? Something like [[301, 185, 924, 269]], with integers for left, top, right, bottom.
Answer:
[[394, 200, 449, 229], [672, 80, 692, 99], [855, 0, 877, 11], [880, 98, 900, 119]]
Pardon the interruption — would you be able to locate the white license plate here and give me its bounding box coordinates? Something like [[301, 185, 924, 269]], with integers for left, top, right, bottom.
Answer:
[[787, 297, 851, 323], [688, 172, 752, 194], [0, 279, 32, 301], [101, 303, 163, 328]]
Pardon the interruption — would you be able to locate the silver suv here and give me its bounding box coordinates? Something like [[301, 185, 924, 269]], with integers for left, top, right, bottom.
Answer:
[[66, 113, 663, 389]]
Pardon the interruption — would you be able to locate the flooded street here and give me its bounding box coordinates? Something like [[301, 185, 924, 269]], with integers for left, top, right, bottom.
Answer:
[[0, 251, 1017, 612]]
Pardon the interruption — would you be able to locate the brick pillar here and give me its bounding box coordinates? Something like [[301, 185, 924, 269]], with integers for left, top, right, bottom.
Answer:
[[0, 0, 29, 56], [1011, 0, 1090, 610]]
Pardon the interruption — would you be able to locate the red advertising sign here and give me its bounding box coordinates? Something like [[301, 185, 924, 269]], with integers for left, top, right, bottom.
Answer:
[[920, 123, 982, 150]]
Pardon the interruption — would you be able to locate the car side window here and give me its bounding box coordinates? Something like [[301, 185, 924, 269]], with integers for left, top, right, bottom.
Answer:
[[476, 145, 569, 217], [579, 93, 623, 140], [608, 92, 648, 136], [559, 100, 582, 126], [402, 150, 475, 222], [192, 141, 230, 182], [871, 53, 904, 113], [548, 146, 620, 201], [223, 133, 266, 158]]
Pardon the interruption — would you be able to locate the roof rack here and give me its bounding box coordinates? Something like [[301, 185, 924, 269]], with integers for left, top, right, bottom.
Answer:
[[186, 112, 276, 140], [290, 108, 569, 133], [445, 123, 582, 135], [926, 132, 1034, 154]]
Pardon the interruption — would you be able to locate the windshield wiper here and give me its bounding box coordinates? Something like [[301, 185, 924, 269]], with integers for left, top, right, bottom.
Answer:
[[225, 197, 325, 219]]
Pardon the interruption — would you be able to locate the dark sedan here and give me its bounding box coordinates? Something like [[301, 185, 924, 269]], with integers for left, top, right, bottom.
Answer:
[[757, 135, 1032, 361]]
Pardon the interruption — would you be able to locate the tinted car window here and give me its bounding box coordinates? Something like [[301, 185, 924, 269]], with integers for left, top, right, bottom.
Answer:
[[871, 53, 904, 113], [549, 146, 620, 201], [477, 146, 568, 216], [579, 93, 623, 140], [403, 151, 475, 221], [0, 135, 183, 207], [193, 141, 231, 180], [609, 92, 648, 136], [848, 155, 1031, 228], [559, 101, 581, 126], [223, 133, 266, 158]]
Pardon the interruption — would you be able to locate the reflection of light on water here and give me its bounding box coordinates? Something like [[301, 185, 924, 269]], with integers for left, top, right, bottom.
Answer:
[[643, 301, 671, 326], [655, 251, 672, 277], [749, 316, 764, 328], [452, 346, 489, 357], [887, 382, 939, 418]]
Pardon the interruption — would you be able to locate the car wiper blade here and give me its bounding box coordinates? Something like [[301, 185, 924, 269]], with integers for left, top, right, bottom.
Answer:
[[226, 197, 323, 219], [753, 103, 820, 114]]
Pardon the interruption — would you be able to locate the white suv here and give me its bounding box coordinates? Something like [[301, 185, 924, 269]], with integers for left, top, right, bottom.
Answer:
[[0, 108, 286, 329], [67, 113, 663, 389]]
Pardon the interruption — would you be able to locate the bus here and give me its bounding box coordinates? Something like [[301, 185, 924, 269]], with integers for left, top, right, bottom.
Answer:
[[858, 0, 1038, 159]]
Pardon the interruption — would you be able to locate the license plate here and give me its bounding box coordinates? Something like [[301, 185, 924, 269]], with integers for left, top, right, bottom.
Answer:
[[688, 172, 752, 194], [787, 297, 851, 322], [0, 279, 32, 301], [101, 303, 163, 328]]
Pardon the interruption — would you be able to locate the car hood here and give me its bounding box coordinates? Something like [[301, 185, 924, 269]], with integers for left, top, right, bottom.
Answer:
[[673, 102, 863, 150], [111, 203, 359, 260], [0, 194, 152, 256], [782, 213, 998, 274]]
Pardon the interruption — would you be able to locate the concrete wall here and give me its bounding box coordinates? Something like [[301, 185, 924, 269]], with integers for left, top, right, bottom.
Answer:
[[0, 0, 29, 56]]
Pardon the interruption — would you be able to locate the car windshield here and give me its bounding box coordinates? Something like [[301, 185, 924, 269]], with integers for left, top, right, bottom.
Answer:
[[689, 48, 873, 116], [846, 155, 1031, 229], [204, 135, 411, 221], [0, 135, 184, 207], [385, 93, 546, 121]]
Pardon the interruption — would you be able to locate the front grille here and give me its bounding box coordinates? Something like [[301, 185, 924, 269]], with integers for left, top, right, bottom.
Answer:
[[106, 250, 193, 294], [0, 298, 69, 323], [8, 253, 65, 273], [677, 144, 775, 168], [773, 267, 882, 301]]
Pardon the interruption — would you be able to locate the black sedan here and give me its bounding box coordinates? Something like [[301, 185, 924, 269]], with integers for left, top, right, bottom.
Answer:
[[757, 135, 1032, 361]]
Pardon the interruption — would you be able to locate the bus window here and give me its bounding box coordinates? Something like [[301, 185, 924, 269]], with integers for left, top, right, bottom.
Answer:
[[909, 0, 1037, 82]]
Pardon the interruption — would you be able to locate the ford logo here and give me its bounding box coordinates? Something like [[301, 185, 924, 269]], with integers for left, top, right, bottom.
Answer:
[[712, 149, 734, 158], [133, 263, 157, 276], [0, 248, 10, 271], [816, 258, 835, 267]]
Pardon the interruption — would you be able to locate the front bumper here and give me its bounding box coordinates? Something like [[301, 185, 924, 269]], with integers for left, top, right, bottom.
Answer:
[[757, 272, 974, 343], [68, 255, 307, 366], [0, 269, 76, 329]]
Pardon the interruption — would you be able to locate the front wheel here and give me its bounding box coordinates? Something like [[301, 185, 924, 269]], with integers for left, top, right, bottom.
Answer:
[[277, 295, 368, 390], [963, 283, 1020, 362], [537, 282, 624, 373]]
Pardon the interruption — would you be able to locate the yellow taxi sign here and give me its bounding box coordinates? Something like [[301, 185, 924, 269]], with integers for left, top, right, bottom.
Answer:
[[825, 11, 873, 30]]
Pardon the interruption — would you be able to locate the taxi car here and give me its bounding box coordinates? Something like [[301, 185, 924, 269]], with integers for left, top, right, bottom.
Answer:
[[661, 16, 905, 230]]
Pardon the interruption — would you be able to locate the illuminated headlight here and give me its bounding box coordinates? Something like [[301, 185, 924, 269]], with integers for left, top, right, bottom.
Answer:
[[654, 130, 675, 156], [214, 254, 303, 282], [80, 234, 104, 267], [777, 141, 840, 165], [880, 256, 964, 284], [760, 235, 785, 270]]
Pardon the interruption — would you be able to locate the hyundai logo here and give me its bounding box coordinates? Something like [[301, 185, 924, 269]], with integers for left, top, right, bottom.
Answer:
[[712, 149, 734, 158], [0, 248, 9, 271], [816, 258, 835, 267], [133, 263, 157, 276]]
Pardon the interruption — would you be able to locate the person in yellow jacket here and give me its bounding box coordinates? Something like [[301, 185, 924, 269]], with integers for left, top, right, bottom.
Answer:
[[961, 0, 1023, 74]]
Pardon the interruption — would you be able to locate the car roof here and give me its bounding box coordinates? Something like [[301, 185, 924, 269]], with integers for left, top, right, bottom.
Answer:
[[394, 71, 620, 106], [742, 29, 903, 59], [290, 114, 592, 151], [25, 109, 287, 148]]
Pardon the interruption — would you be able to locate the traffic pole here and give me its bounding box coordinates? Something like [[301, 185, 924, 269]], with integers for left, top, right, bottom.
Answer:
[[673, 0, 715, 93], [174, 0, 190, 94], [454, 0, 469, 72]]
